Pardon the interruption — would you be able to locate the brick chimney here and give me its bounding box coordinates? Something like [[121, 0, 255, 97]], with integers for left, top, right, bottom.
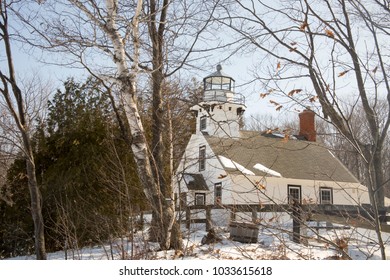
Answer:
[[299, 108, 316, 142]]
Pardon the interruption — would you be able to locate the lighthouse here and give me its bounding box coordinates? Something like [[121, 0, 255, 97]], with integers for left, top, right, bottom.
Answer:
[[191, 65, 246, 138]]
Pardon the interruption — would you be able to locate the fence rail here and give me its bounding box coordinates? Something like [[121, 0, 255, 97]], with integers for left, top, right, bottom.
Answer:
[[178, 204, 390, 238]]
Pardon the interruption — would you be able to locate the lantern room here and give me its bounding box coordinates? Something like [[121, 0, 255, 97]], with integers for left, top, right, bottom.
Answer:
[[202, 65, 244, 105], [204, 64, 235, 91]]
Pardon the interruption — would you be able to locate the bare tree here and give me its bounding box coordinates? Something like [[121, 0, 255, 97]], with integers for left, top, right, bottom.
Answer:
[[10, 0, 220, 250], [0, 0, 47, 259], [218, 0, 390, 259]]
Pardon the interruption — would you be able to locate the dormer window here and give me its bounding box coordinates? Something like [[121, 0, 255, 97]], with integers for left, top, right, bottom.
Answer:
[[200, 116, 207, 131], [199, 145, 206, 171]]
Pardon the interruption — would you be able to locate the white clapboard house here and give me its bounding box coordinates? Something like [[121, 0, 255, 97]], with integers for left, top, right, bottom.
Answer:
[[174, 65, 372, 225]]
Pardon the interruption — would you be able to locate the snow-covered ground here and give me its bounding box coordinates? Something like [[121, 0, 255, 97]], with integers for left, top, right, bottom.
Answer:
[[6, 217, 390, 260], [4, 215, 389, 280]]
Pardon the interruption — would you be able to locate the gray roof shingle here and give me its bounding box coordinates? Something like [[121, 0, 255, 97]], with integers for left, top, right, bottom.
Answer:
[[205, 131, 358, 183]]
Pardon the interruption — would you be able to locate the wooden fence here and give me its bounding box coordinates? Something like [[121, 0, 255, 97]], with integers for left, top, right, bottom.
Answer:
[[179, 204, 390, 244]]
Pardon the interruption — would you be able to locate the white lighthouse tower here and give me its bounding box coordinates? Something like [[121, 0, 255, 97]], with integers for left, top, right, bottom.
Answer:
[[191, 65, 246, 138]]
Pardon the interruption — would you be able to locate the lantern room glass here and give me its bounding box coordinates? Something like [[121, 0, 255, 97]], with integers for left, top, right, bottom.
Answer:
[[203, 65, 235, 91]]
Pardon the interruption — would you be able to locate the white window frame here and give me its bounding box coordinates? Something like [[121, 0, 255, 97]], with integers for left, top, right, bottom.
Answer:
[[195, 193, 206, 206], [199, 145, 206, 171], [288, 185, 301, 204], [320, 187, 333, 204], [200, 116, 207, 131], [214, 182, 222, 204]]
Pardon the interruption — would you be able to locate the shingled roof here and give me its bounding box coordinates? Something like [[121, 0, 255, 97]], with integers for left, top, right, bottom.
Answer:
[[182, 173, 209, 191], [205, 131, 359, 183]]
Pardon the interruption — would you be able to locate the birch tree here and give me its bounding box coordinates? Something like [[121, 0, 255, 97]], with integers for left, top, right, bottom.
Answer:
[[0, 0, 47, 259], [220, 0, 390, 259], [13, 0, 218, 250]]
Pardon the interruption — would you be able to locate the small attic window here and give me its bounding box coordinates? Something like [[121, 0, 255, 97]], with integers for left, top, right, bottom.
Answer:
[[199, 145, 206, 171], [200, 116, 207, 131]]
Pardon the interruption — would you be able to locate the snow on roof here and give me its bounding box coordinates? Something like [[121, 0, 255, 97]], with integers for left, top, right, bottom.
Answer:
[[218, 155, 255, 176], [183, 174, 195, 183], [253, 163, 282, 177]]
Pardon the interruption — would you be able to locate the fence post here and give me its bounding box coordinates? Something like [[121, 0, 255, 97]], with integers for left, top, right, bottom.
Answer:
[[230, 206, 236, 222], [252, 205, 258, 223], [186, 206, 191, 229], [292, 202, 301, 244], [206, 206, 212, 231]]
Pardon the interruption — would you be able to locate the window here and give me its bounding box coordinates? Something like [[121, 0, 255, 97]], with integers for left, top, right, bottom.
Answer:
[[214, 183, 222, 204], [288, 185, 301, 205], [199, 145, 206, 171], [320, 187, 333, 204], [195, 193, 206, 206], [200, 116, 207, 131]]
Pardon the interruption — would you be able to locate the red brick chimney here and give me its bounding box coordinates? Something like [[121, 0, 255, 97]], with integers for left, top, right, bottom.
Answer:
[[299, 108, 316, 142]]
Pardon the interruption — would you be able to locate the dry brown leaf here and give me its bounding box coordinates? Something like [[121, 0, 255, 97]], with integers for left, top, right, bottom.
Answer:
[[300, 21, 308, 30], [309, 96, 318, 103], [275, 105, 283, 111], [338, 70, 349, 77], [276, 61, 281, 70], [260, 93, 268, 99], [288, 89, 303, 96], [325, 29, 335, 38]]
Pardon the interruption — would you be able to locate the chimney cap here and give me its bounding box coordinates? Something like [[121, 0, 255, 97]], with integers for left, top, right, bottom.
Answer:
[[300, 106, 314, 112]]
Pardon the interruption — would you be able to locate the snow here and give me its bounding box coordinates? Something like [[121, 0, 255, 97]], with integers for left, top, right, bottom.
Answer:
[[218, 155, 255, 176], [183, 174, 195, 183], [328, 150, 337, 158], [3, 214, 390, 280], [253, 163, 282, 177], [6, 214, 390, 261], [217, 156, 282, 177]]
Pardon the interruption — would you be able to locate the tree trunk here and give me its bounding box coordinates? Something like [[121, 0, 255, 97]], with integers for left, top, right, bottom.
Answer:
[[121, 76, 174, 249], [1, 2, 47, 259], [372, 147, 385, 208], [25, 156, 47, 260], [363, 144, 386, 259], [102, 0, 174, 250], [147, 0, 178, 249]]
